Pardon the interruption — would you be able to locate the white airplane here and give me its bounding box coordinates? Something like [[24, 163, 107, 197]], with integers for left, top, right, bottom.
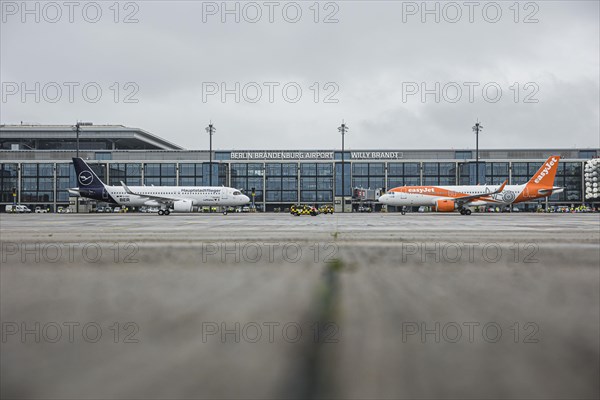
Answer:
[[70, 157, 250, 215], [378, 155, 564, 215]]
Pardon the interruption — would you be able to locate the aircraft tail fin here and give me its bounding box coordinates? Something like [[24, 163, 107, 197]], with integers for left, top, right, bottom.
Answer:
[[72, 158, 105, 189], [527, 156, 561, 188]]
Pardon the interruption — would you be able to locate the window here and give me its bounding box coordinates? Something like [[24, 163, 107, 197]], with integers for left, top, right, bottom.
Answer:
[[405, 177, 420, 186], [579, 150, 597, 159], [317, 191, 332, 202], [301, 191, 317, 202], [247, 164, 264, 176], [455, 151, 472, 159], [387, 177, 403, 188], [404, 163, 420, 176], [388, 163, 403, 176], [266, 191, 281, 202], [369, 177, 385, 189], [266, 177, 282, 190], [512, 163, 528, 176], [317, 177, 332, 190], [282, 191, 298, 202], [439, 163, 455, 176], [352, 163, 369, 176], [266, 163, 282, 176], [352, 177, 369, 188], [301, 163, 317, 176], [231, 163, 247, 176], [180, 163, 199, 176], [423, 163, 438, 176], [317, 163, 333, 176], [282, 177, 297, 191], [369, 163, 385, 176], [301, 178, 317, 191], [281, 163, 297, 176]]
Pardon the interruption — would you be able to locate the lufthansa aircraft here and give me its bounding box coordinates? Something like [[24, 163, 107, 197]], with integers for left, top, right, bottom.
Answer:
[[70, 158, 250, 215], [378, 156, 563, 215]]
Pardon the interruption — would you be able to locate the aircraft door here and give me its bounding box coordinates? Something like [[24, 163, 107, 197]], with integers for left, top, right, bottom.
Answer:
[[221, 188, 229, 200]]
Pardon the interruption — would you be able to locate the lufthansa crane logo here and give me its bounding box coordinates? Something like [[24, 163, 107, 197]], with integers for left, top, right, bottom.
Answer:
[[78, 171, 93, 186]]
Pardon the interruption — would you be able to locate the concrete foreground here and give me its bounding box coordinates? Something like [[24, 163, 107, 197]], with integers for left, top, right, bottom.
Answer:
[[1, 213, 599, 399]]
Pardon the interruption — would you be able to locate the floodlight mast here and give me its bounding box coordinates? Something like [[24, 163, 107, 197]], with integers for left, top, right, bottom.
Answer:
[[472, 121, 483, 184], [338, 121, 349, 212], [206, 122, 216, 186], [74, 121, 92, 212]]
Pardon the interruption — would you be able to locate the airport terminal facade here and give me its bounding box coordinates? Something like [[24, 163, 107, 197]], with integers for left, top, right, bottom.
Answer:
[[1, 124, 598, 212]]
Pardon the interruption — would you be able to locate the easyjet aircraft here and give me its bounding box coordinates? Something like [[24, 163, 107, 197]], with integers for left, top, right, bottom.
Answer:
[[378, 156, 563, 215]]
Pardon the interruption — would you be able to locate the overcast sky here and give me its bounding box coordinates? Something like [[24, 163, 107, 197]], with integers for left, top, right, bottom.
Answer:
[[1, 1, 598, 150]]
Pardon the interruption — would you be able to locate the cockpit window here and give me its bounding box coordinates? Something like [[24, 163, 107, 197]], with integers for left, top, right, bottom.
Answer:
[[233, 191, 242, 196]]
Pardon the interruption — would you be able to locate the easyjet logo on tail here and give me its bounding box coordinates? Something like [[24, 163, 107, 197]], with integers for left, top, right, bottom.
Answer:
[[534, 157, 558, 184]]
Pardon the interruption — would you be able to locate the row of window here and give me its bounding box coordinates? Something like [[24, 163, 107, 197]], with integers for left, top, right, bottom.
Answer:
[[10, 161, 586, 179]]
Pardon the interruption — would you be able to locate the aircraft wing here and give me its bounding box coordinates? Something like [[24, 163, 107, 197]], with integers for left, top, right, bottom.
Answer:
[[452, 180, 507, 207], [120, 181, 181, 204]]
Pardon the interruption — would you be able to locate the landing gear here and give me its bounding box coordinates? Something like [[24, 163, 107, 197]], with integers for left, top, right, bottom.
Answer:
[[223, 209, 228, 215], [460, 208, 472, 215], [158, 209, 170, 216], [401, 206, 406, 215]]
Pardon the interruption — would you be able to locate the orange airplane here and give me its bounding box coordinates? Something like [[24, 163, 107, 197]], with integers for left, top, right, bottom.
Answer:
[[378, 156, 563, 215]]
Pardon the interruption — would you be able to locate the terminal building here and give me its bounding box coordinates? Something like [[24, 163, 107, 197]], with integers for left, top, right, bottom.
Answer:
[[1, 124, 598, 212]]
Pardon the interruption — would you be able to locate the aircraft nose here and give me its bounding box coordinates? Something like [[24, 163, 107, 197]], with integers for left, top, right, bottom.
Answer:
[[243, 195, 250, 204], [378, 194, 389, 204]]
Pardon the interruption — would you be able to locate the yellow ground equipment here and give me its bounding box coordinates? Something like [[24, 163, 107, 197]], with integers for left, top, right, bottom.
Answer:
[[290, 204, 319, 216], [318, 205, 334, 214]]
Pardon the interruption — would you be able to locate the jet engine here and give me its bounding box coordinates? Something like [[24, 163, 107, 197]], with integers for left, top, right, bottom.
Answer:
[[173, 199, 193, 212], [435, 199, 455, 212]]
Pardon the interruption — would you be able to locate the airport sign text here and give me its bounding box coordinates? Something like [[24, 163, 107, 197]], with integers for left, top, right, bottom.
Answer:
[[231, 151, 334, 160]]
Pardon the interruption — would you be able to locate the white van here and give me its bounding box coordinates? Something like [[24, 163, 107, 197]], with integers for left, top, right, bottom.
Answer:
[[5, 205, 32, 213]]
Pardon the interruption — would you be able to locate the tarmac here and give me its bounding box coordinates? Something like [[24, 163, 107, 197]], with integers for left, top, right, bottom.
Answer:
[[1, 212, 599, 399]]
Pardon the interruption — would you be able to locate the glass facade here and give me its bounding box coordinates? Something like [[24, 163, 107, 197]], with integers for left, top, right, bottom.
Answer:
[[231, 163, 264, 203], [0, 158, 593, 209], [144, 163, 176, 186], [57, 163, 75, 202], [386, 162, 420, 189], [423, 162, 456, 186], [551, 162, 582, 202], [265, 163, 298, 203], [485, 162, 509, 185], [21, 163, 54, 202], [459, 162, 486, 185], [109, 163, 142, 186], [299, 163, 333, 204], [179, 163, 203, 186], [0, 163, 18, 203]]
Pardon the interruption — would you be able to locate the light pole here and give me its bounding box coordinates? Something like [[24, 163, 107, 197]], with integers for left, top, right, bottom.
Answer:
[[338, 121, 349, 213], [205, 122, 216, 186], [472, 121, 483, 184], [73, 121, 92, 212]]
